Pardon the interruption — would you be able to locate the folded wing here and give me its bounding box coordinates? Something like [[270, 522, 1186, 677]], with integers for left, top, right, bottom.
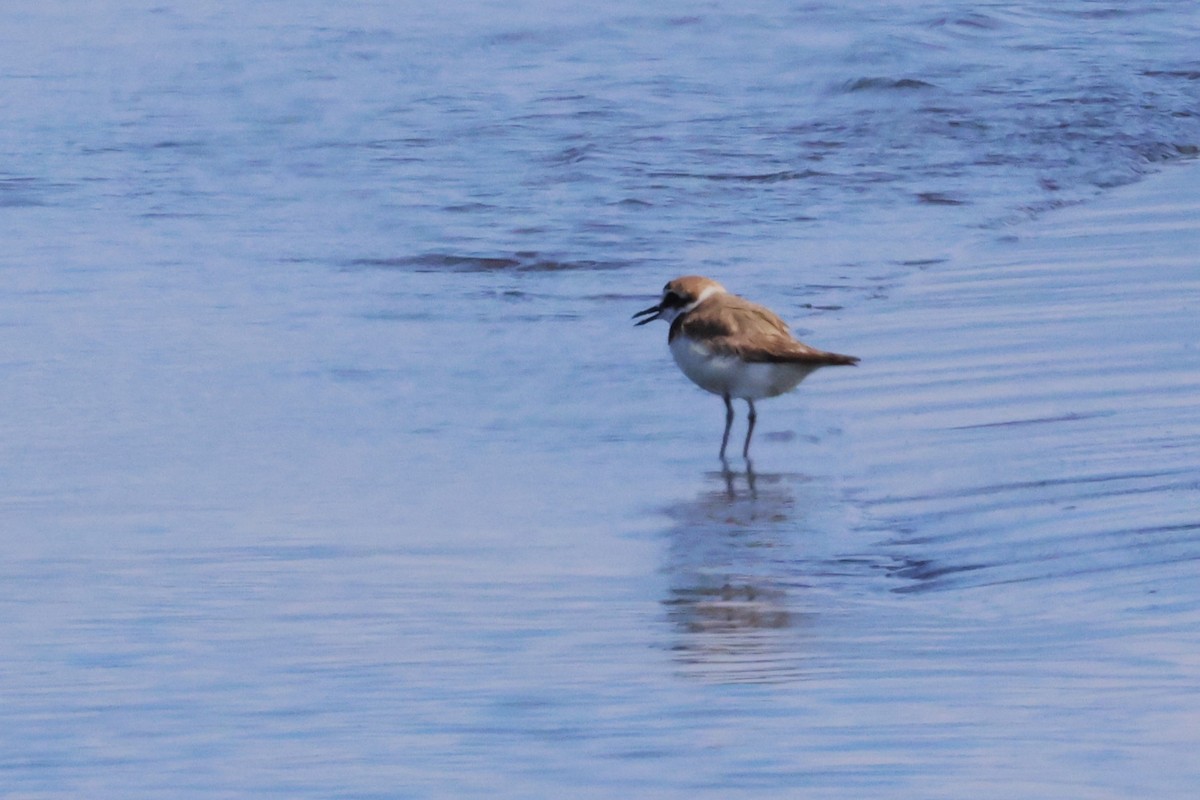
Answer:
[[671, 294, 859, 366]]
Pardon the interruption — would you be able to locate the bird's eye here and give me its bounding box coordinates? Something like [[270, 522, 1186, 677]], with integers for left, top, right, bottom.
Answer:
[[662, 292, 682, 308]]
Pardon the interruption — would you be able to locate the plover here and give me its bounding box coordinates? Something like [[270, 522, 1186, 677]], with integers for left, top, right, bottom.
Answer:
[[634, 275, 858, 459]]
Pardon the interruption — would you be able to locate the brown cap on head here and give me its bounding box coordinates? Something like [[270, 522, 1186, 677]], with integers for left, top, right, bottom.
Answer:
[[662, 276, 726, 302]]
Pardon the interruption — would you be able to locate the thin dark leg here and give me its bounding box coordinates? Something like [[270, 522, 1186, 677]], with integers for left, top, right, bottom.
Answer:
[[743, 399, 757, 459], [720, 460, 736, 498], [719, 394, 734, 460]]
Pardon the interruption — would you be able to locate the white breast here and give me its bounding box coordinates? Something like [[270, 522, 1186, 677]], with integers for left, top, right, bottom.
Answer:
[[669, 335, 816, 399]]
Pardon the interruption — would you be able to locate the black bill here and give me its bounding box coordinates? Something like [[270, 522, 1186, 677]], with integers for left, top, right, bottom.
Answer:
[[632, 304, 661, 325]]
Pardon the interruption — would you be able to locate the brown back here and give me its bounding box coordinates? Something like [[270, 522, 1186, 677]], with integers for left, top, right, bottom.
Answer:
[[670, 294, 859, 366]]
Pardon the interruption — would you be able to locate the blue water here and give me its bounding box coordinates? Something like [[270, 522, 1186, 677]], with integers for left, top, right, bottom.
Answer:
[[2, 1, 1200, 797]]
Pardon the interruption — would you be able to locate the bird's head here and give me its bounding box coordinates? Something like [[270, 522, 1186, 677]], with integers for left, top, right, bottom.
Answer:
[[632, 275, 726, 326]]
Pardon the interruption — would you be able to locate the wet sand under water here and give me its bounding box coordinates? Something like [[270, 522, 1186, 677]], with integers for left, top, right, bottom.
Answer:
[[835, 161, 1199, 598]]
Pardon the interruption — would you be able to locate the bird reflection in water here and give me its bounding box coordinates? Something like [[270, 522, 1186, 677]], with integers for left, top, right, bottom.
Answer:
[[720, 457, 758, 499], [659, 464, 819, 683]]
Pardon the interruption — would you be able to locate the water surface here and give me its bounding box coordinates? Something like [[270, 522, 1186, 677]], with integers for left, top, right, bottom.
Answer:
[[2, 1, 1199, 797]]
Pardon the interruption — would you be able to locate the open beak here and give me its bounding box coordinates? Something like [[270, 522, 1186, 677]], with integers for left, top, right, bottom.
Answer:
[[632, 304, 661, 326]]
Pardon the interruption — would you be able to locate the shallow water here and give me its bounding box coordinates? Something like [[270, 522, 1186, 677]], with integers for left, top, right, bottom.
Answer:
[[2, 1, 1200, 797]]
